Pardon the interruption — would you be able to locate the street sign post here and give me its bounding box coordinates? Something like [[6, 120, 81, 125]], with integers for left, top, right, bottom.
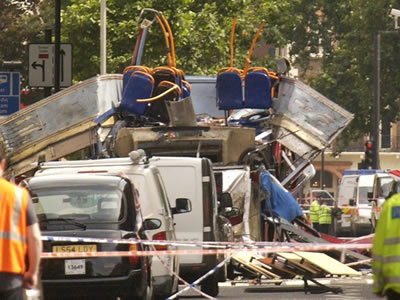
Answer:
[[28, 43, 72, 87], [0, 72, 20, 116]]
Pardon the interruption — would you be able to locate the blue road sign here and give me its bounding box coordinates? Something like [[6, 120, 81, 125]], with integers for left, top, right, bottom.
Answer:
[[0, 72, 20, 116]]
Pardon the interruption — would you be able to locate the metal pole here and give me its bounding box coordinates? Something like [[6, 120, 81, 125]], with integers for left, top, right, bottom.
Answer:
[[44, 29, 52, 97], [373, 32, 380, 169], [320, 150, 325, 189], [100, 0, 107, 74], [54, 0, 61, 92]]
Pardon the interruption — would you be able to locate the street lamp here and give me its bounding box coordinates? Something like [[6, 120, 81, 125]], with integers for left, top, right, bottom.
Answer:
[[373, 9, 400, 169], [100, 0, 107, 75]]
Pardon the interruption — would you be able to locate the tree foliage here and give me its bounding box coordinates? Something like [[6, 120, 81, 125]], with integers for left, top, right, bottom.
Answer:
[[281, 0, 400, 148], [59, 0, 293, 79], [2, 0, 400, 148]]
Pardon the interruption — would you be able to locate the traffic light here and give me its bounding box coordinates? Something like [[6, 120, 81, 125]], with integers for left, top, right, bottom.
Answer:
[[364, 140, 373, 169]]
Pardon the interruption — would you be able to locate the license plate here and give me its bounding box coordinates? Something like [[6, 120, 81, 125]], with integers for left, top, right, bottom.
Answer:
[[52, 244, 97, 253], [65, 259, 85, 275]]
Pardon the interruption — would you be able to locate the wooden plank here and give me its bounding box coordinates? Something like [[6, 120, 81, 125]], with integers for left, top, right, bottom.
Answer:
[[257, 256, 297, 278], [278, 218, 370, 264], [276, 252, 321, 275], [233, 254, 281, 279], [293, 251, 361, 276]]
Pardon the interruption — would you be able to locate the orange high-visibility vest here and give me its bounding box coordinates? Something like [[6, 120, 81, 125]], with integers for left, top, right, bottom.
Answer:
[[0, 178, 29, 274]]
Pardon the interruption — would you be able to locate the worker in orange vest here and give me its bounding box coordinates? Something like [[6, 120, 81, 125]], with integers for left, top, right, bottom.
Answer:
[[0, 158, 42, 299]]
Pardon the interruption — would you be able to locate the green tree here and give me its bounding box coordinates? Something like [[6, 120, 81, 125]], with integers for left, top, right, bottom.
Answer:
[[281, 0, 400, 149], [7, 0, 399, 150], [1, 0, 56, 104], [60, 0, 293, 80]]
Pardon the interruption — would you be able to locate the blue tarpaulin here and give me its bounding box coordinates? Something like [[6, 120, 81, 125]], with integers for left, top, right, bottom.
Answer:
[[260, 171, 303, 222]]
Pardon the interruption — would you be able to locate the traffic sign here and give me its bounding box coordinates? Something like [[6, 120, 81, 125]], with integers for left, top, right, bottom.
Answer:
[[0, 72, 20, 116], [28, 43, 72, 87]]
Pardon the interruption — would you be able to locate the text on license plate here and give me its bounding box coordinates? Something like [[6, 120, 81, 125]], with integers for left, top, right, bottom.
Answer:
[[52, 244, 97, 253], [65, 259, 85, 275]]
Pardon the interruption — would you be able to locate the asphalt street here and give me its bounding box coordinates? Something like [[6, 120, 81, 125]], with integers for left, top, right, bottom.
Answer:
[[178, 274, 377, 299]]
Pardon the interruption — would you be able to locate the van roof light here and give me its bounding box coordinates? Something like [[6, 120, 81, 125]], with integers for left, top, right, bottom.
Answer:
[[129, 149, 146, 164]]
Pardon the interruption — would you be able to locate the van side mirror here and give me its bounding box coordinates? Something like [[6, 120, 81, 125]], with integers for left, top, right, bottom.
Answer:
[[143, 218, 162, 231], [172, 198, 192, 214], [349, 198, 355, 206]]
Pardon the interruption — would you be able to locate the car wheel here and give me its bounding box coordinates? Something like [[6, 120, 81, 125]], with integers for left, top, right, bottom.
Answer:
[[123, 282, 152, 300], [227, 259, 236, 280], [217, 262, 227, 282], [200, 273, 219, 297], [122, 269, 152, 300]]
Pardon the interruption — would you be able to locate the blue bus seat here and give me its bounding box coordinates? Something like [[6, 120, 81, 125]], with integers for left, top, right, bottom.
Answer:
[[122, 66, 152, 92], [216, 69, 243, 110], [244, 69, 272, 109], [120, 71, 154, 115], [181, 80, 191, 98]]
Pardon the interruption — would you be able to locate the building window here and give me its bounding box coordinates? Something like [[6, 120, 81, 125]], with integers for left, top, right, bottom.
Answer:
[[310, 170, 333, 188]]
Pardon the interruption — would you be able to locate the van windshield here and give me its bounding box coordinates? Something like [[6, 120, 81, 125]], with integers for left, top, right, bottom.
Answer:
[[30, 187, 125, 225], [377, 177, 395, 198], [358, 186, 373, 204]]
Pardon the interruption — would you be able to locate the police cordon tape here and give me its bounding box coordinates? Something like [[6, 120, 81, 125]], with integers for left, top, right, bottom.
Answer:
[[40, 235, 371, 258], [39, 236, 371, 300], [299, 203, 373, 210], [167, 256, 231, 300], [41, 235, 372, 249]]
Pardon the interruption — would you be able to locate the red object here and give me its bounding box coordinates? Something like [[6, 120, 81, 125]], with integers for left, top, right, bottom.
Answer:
[[128, 243, 139, 265], [152, 231, 167, 250], [390, 170, 400, 178], [345, 233, 374, 244], [39, 53, 49, 59], [365, 140, 372, 149], [274, 142, 281, 165], [319, 232, 374, 244], [228, 213, 243, 226], [319, 233, 348, 243]]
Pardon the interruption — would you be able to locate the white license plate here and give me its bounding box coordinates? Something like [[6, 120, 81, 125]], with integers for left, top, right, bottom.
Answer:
[[65, 259, 85, 275]]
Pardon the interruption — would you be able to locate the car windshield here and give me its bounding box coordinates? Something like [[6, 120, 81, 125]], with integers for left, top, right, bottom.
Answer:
[[30, 186, 125, 224]]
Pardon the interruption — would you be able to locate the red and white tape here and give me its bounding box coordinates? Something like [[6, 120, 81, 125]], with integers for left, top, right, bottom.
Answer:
[[41, 242, 371, 259]]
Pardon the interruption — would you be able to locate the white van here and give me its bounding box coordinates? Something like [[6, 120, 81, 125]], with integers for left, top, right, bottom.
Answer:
[[369, 171, 400, 230], [336, 170, 382, 236], [151, 156, 233, 297], [34, 152, 191, 300]]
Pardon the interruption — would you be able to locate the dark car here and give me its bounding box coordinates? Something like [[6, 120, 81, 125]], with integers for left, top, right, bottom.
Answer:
[[23, 174, 158, 300]]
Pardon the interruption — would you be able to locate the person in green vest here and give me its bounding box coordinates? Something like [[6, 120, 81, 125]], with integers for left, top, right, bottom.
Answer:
[[319, 200, 332, 234], [309, 197, 320, 232], [372, 193, 400, 299]]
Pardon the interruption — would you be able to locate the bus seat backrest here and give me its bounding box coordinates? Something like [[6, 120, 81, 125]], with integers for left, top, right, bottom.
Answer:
[[244, 70, 272, 109], [120, 71, 154, 115], [145, 81, 181, 123], [216, 71, 243, 110]]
